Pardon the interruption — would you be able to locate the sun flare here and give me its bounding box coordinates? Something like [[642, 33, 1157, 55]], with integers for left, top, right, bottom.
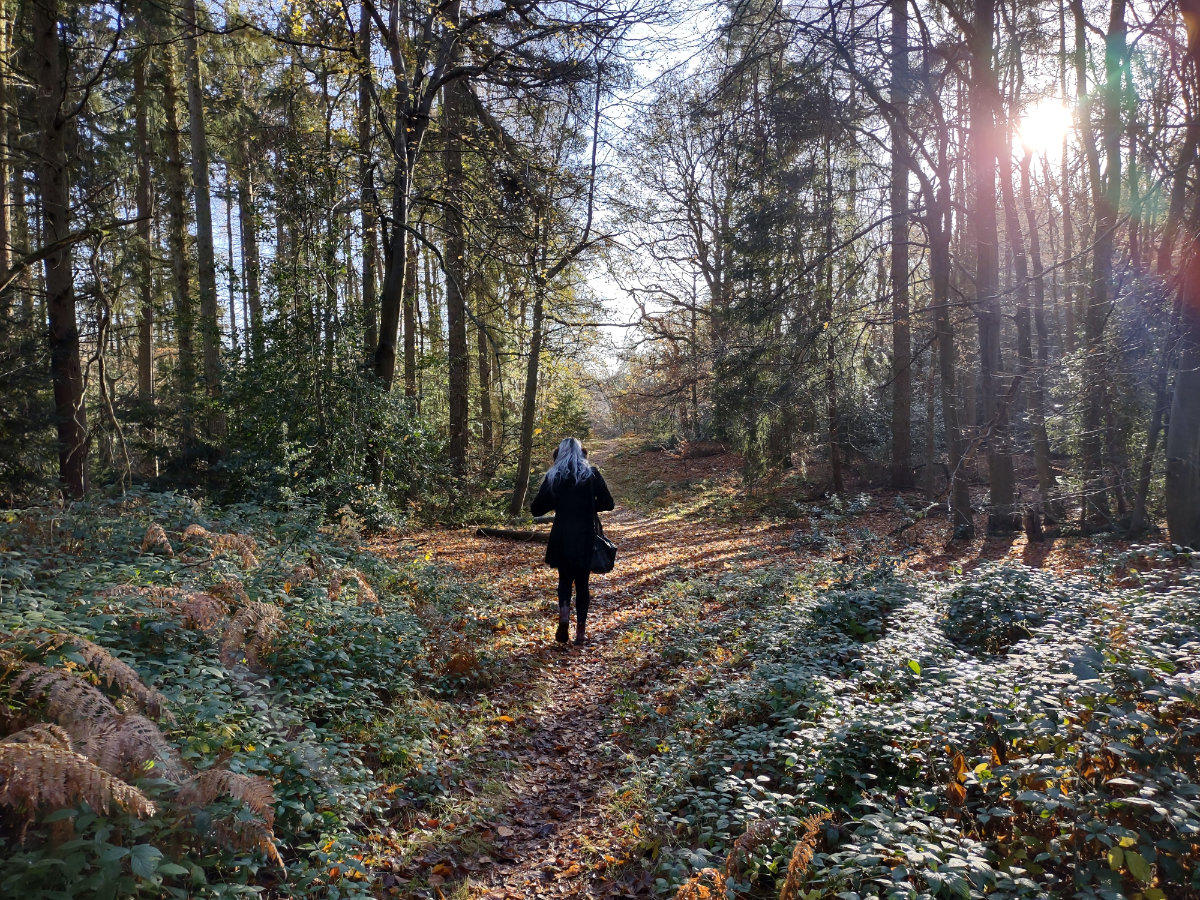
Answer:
[[1017, 98, 1075, 154]]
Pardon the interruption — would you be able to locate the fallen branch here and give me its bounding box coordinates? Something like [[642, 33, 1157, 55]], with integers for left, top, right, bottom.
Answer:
[[475, 527, 550, 544], [890, 502, 941, 537]]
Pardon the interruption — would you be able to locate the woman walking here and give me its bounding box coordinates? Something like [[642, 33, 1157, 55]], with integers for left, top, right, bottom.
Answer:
[[530, 437, 615, 645]]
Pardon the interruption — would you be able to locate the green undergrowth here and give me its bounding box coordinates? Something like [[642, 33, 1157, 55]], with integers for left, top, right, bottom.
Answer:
[[0, 491, 497, 898], [618, 551, 1200, 899]]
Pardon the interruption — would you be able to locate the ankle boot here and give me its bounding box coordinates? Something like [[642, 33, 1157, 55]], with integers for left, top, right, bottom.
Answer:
[[574, 620, 586, 645], [555, 620, 569, 643]]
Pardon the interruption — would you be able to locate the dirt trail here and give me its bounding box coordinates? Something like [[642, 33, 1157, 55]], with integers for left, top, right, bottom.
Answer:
[[394, 501, 774, 898], [374, 443, 1110, 897]]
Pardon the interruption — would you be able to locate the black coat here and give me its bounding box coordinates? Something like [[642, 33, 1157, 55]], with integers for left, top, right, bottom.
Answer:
[[530, 467, 615, 571]]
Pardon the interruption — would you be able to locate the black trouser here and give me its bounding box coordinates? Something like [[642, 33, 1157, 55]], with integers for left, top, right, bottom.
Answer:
[[557, 566, 590, 627]]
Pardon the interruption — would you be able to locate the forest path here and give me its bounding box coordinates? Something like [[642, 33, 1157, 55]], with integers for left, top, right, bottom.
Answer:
[[372, 443, 1093, 897], [380, 446, 785, 898]]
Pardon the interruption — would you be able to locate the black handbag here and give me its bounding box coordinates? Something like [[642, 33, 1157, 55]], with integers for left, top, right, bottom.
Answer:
[[590, 477, 616, 574]]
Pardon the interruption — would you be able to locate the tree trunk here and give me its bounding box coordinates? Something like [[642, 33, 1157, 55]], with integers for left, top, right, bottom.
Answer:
[[823, 126, 843, 495], [162, 48, 196, 438], [1020, 150, 1058, 508], [1166, 290, 1200, 546], [889, 0, 912, 489], [225, 179, 239, 357], [1058, 0, 1076, 353], [1079, 0, 1126, 528], [0, 0, 11, 294], [134, 47, 156, 472], [236, 149, 262, 357], [969, 0, 1018, 532], [922, 325, 937, 497], [403, 232, 418, 402], [358, 0, 377, 356], [508, 277, 545, 518], [443, 7, 469, 476], [931, 178, 973, 538], [33, 0, 88, 497], [476, 287, 495, 455], [182, 0, 222, 434], [1131, 124, 1200, 533]]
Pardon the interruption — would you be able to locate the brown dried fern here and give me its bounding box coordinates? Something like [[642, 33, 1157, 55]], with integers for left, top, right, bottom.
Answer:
[[9, 663, 120, 740], [2, 723, 73, 750], [139, 523, 174, 557], [177, 769, 283, 869], [0, 740, 156, 819], [210, 533, 259, 568], [182, 525, 259, 567], [328, 567, 378, 607], [725, 817, 776, 880], [674, 867, 726, 900], [778, 810, 832, 900], [182, 523, 210, 541], [99, 585, 224, 630], [287, 564, 318, 587], [41, 633, 171, 721], [177, 593, 226, 630], [208, 577, 249, 609], [219, 602, 283, 668], [78, 714, 185, 783]]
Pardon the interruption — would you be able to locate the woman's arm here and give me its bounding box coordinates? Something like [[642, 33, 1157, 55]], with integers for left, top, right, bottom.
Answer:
[[530, 476, 554, 516], [592, 470, 615, 512]]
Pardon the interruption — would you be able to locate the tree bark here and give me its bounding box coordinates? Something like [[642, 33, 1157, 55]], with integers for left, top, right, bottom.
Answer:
[[969, 0, 1018, 532], [1020, 150, 1058, 508], [162, 48, 196, 438], [443, 1, 469, 477], [1166, 289, 1200, 546], [358, 0, 377, 356], [508, 276, 545, 519], [931, 177, 973, 538], [182, 0, 223, 434], [236, 147, 262, 357], [889, 0, 912, 489], [134, 47, 156, 472], [33, 0, 88, 497], [0, 0, 11, 294], [1078, 0, 1126, 528], [1058, 0, 1076, 353], [1131, 123, 1200, 533], [823, 125, 844, 495], [403, 232, 418, 402], [476, 285, 495, 455]]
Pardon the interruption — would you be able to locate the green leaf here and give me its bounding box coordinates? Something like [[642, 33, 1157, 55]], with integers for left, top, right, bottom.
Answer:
[[129, 844, 163, 880], [1125, 850, 1151, 884], [906, 660, 921, 676]]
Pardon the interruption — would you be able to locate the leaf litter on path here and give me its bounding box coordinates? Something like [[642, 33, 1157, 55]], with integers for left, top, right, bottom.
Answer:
[[366, 447, 1125, 898]]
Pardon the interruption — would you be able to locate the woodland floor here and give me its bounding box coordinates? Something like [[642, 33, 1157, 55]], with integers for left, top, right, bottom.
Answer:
[[363, 439, 1133, 899]]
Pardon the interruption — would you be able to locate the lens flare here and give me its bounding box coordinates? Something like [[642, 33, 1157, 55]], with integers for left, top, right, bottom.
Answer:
[[1017, 98, 1074, 154]]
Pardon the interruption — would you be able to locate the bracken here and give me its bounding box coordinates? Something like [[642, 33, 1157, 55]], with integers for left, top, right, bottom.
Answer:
[[177, 769, 284, 869], [778, 810, 832, 900], [724, 817, 776, 880], [0, 737, 156, 821], [139, 523, 174, 557], [674, 867, 726, 900], [220, 601, 283, 668]]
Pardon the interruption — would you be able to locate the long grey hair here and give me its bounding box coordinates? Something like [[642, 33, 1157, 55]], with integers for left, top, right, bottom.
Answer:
[[545, 437, 591, 487]]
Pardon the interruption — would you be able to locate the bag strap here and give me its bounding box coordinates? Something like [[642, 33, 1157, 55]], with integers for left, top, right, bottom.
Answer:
[[589, 471, 604, 537]]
